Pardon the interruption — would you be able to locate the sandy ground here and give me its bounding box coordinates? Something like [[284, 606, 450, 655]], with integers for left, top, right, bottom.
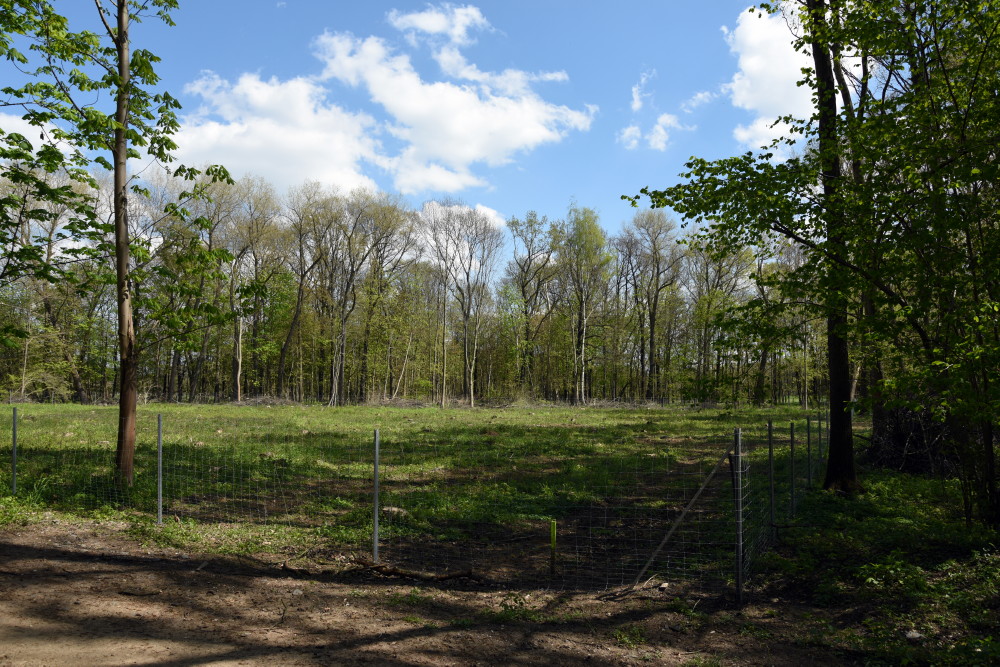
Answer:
[[0, 519, 860, 666]]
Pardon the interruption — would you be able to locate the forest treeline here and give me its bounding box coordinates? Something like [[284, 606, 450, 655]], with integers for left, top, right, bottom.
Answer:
[[0, 173, 824, 411]]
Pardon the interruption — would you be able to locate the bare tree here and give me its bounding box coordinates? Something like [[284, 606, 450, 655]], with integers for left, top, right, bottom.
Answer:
[[278, 181, 334, 399], [425, 202, 504, 407], [356, 194, 420, 402], [622, 210, 683, 399]]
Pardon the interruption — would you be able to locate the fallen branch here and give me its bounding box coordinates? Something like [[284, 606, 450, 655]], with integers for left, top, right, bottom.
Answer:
[[352, 558, 487, 582], [279, 544, 323, 570]]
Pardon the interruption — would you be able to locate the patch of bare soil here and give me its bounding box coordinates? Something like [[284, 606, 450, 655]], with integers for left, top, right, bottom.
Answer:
[[0, 519, 862, 666]]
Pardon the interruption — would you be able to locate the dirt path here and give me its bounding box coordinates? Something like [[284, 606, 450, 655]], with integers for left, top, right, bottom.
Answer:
[[0, 519, 857, 666]]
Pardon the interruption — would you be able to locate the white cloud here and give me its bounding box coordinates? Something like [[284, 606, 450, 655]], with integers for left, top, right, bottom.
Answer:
[[175, 72, 381, 193], [618, 115, 692, 152], [388, 5, 567, 98], [630, 70, 655, 112], [732, 116, 797, 154], [618, 125, 642, 150], [420, 199, 503, 228], [433, 44, 569, 97], [0, 112, 85, 165], [387, 4, 490, 47], [723, 3, 812, 150], [314, 30, 594, 194], [630, 86, 642, 112], [474, 203, 506, 228], [681, 90, 717, 113], [418, 199, 505, 263], [0, 112, 45, 142], [647, 114, 684, 151], [171, 4, 593, 197], [392, 152, 486, 193]]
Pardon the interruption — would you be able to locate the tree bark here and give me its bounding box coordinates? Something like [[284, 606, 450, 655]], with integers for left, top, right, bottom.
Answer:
[[232, 315, 243, 401], [809, 0, 859, 493], [111, 0, 136, 486], [440, 295, 448, 409]]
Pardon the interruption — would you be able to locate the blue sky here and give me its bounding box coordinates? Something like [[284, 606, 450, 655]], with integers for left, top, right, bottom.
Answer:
[[47, 1, 813, 232]]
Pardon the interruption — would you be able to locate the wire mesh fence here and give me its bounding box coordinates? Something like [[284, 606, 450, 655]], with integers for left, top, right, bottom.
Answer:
[[374, 430, 741, 591], [1, 405, 828, 599]]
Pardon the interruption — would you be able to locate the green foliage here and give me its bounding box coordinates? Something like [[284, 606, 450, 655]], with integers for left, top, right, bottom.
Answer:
[[0, 1, 234, 359], [943, 636, 1000, 667], [482, 592, 544, 623], [762, 469, 998, 664], [0, 496, 30, 526], [386, 588, 431, 607], [612, 623, 647, 648], [858, 550, 929, 602]]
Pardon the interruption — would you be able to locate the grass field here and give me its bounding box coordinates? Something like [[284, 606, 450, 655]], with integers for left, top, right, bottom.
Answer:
[[0, 402, 819, 586]]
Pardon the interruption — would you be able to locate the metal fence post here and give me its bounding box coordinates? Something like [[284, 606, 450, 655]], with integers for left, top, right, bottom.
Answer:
[[11, 407, 16, 495], [734, 427, 744, 605], [789, 421, 796, 517], [816, 411, 822, 461], [820, 412, 830, 456], [157, 414, 163, 526], [768, 419, 775, 542], [807, 415, 812, 489], [373, 428, 381, 564]]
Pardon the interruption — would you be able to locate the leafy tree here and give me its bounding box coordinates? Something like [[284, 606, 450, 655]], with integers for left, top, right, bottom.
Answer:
[[505, 211, 559, 395], [1, 0, 229, 483], [625, 1, 860, 490], [556, 206, 612, 404]]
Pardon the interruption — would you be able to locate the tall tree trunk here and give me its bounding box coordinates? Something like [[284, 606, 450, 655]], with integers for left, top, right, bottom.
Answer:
[[575, 307, 587, 405], [440, 298, 447, 409], [464, 315, 477, 408], [277, 281, 307, 398], [167, 348, 179, 402], [19, 332, 29, 399], [982, 419, 998, 527], [519, 315, 533, 393], [112, 1, 136, 486], [232, 315, 243, 401], [188, 329, 211, 403], [752, 346, 768, 406], [647, 301, 658, 400], [810, 0, 858, 492], [327, 336, 339, 407], [359, 307, 374, 403]]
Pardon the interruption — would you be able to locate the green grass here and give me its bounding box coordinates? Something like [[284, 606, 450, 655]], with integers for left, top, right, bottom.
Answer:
[[386, 587, 433, 607], [612, 623, 647, 648], [0, 402, 831, 578]]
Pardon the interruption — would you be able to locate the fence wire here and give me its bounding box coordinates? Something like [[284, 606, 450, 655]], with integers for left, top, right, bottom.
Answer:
[[1, 406, 828, 597]]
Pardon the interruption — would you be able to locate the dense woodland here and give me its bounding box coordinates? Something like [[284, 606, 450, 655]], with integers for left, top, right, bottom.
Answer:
[[0, 0, 998, 524], [0, 176, 824, 409]]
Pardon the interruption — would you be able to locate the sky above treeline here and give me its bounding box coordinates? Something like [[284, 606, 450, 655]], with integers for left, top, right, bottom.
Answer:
[[37, 1, 813, 232]]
